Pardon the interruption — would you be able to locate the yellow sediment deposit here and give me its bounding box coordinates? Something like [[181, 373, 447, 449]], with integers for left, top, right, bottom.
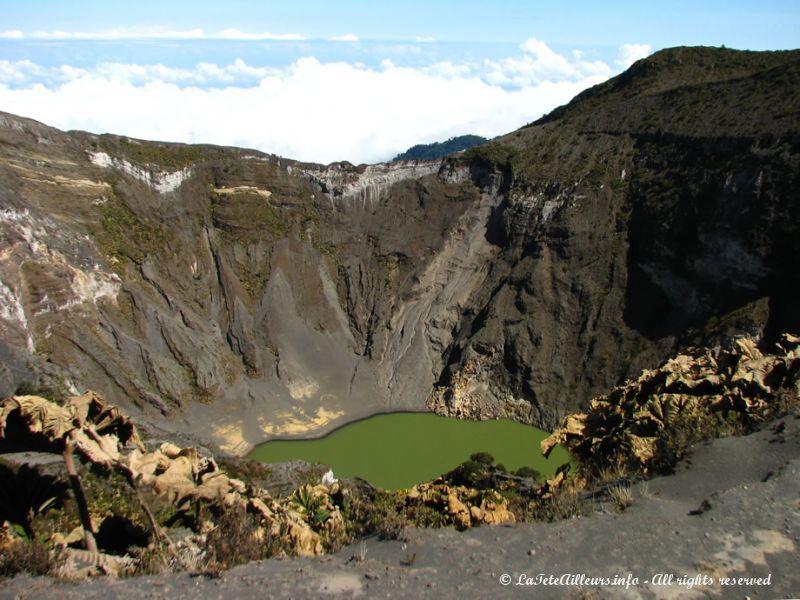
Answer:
[[212, 185, 272, 200], [4, 160, 111, 191], [259, 406, 344, 436], [211, 421, 250, 455]]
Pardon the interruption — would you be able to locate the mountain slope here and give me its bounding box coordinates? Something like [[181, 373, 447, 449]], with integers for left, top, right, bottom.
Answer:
[[428, 46, 800, 424], [0, 46, 798, 453]]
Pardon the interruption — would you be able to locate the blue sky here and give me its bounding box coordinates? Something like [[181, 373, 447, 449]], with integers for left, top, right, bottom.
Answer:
[[1, 1, 797, 163], [3, 0, 799, 47]]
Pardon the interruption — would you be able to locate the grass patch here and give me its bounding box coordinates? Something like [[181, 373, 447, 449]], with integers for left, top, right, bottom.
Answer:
[[608, 482, 634, 511], [97, 138, 211, 171], [0, 538, 56, 577], [93, 195, 165, 267], [205, 504, 280, 570]]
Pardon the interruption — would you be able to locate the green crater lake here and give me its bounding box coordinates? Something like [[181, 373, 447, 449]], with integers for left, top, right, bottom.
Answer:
[[249, 412, 570, 490]]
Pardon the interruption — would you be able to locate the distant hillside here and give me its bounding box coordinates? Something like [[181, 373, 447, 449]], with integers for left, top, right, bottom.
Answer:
[[392, 135, 487, 161]]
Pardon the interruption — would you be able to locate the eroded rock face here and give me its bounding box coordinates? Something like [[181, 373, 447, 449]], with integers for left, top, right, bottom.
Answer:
[[1, 47, 798, 452], [426, 48, 800, 429], [0, 114, 490, 452]]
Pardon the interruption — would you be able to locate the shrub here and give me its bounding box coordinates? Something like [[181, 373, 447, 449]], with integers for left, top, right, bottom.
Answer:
[[342, 490, 407, 542], [469, 452, 494, 465], [446, 459, 485, 487], [204, 504, 269, 569], [529, 486, 585, 522], [0, 539, 54, 577], [406, 503, 447, 528], [514, 466, 542, 480]]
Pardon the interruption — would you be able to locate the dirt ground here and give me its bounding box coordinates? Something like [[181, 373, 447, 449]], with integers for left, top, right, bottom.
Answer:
[[2, 415, 798, 599]]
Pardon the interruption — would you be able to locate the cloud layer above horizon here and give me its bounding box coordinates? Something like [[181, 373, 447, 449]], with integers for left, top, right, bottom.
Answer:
[[0, 39, 651, 164], [0, 28, 308, 41]]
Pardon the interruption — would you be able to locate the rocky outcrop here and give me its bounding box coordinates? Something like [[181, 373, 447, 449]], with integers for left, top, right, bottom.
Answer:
[[298, 160, 439, 206], [427, 48, 800, 428], [0, 47, 798, 452]]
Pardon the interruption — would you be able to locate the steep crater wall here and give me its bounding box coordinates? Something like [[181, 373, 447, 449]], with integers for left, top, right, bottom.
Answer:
[[1, 47, 798, 451]]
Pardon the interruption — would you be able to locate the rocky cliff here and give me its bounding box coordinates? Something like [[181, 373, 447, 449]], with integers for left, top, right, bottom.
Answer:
[[429, 47, 800, 426], [0, 46, 798, 453]]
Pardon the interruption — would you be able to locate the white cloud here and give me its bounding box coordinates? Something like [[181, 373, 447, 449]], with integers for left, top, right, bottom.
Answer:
[[486, 38, 613, 86], [0, 41, 646, 164], [616, 43, 652, 68], [415, 36, 436, 43], [422, 61, 472, 78], [1, 59, 276, 87], [210, 29, 305, 41], [3, 28, 306, 41], [0, 60, 47, 83], [519, 38, 579, 79], [331, 34, 360, 42]]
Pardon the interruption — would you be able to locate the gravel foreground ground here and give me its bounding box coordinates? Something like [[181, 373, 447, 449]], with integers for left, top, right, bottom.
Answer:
[[2, 415, 798, 600]]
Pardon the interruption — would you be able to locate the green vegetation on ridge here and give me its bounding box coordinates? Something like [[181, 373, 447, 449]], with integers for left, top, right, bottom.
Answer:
[[392, 134, 488, 162]]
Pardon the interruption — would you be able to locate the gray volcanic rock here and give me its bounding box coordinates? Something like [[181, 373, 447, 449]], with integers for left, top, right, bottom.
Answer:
[[0, 114, 483, 452], [428, 47, 800, 427], [0, 46, 798, 452]]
